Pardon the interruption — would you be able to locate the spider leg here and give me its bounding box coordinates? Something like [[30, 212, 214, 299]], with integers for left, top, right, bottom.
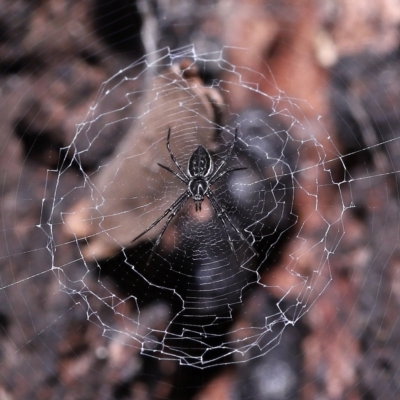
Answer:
[[210, 166, 247, 185], [131, 190, 190, 244], [146, 191, 190, 265], [207, 193, 239, 260], [158, 163, 188, 184], [207, 189, 258, 257], [166, 128, 189, 180], [209, 126, 239, 181]]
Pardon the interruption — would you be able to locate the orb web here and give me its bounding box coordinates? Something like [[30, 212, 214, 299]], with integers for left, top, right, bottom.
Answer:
[[41, 45, 351, 367]]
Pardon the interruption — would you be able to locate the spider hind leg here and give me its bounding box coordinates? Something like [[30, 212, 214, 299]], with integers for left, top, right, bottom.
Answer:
[[206, 189, 258, 263]]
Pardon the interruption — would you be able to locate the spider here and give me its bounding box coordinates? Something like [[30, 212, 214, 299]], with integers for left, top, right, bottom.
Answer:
[[131, 127, 257, 263]]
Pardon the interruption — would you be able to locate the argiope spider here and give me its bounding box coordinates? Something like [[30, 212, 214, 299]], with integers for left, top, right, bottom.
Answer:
[[131, 127, 257, 263]]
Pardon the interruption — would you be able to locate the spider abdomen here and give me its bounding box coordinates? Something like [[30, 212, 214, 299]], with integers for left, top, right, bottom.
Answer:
[[189, 177, 209, 211], [188, 145, 213, 177]]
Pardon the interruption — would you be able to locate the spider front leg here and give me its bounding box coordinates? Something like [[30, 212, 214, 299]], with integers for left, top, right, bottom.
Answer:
[[209, 127, 239, 181], [166, 128, 189, 180]]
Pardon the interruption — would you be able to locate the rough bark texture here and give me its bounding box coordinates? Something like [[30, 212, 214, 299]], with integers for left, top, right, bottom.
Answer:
[[1, 0, 400, 399]]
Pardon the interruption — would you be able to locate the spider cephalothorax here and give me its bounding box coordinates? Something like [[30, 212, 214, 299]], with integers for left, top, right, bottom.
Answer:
[[131, 127, 257, 263]]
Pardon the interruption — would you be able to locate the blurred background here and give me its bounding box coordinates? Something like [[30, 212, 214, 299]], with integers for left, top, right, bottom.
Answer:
[[1, 0, 400, 399]]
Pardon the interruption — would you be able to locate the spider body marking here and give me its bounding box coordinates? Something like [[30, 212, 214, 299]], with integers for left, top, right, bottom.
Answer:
[[187, 145, 212, 212], [131, 127, 257, 264]]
